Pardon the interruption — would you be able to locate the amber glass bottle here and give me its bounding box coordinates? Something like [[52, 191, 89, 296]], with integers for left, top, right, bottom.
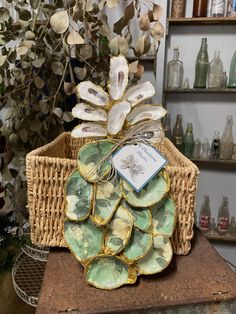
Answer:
[[193, 0, 208, 17]]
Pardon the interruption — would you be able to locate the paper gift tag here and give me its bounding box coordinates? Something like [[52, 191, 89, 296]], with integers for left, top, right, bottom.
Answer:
[[112, 143, 167, 192]]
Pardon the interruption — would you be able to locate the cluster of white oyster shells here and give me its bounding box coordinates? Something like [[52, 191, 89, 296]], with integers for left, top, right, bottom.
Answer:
[[71, 55, 167, 141]]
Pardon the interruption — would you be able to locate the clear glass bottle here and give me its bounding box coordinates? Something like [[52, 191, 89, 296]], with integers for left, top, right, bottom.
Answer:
[[193, 138, 202, 158], [210, 131, 220, 159], [183, 123, 194, 158], [208, 51, 224, 88], [212, 0, 225, 16], [194, 38, 209, 88], [199, 195, 211, 233], [227, 0, 236, 17], [220, 115, 233, 160], [172, 114, 184, 153], [163, 114, 172, 140], [200, 138, 210, 159], [228, 50, 236, 88], [229, 216, 236, 235], [167, 48, 184, 89], [207, 0, 213, 16], [217, 196, 230, 235], [193, 0, 208, 17], [171, 0, 186, 18]]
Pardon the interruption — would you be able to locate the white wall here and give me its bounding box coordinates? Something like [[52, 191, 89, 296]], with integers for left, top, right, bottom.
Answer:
[[165, 1, 236, 268]]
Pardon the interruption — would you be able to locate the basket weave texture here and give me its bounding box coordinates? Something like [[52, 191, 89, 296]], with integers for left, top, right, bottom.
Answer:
[[26, 132, 199, 255]]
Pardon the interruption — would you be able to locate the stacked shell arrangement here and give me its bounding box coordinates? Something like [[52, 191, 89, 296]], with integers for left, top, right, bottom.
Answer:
[[64, 55, 176, 290]]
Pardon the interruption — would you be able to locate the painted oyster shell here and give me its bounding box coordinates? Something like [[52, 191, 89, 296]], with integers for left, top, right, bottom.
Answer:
[[71, 122, 107, 138], [93, 180, 122, 226], [107, 101, 131, 135], [122, 171, 170, 208], [109, 55, 129, 100], [72, 103, 107, 122], [124, 81, 155, 107], [137, 235, 173, 275], [122, 228, 152, 262], [65, 170, 93, 221], [151, 196, 176, 237], [76, 81, 110, 107], [85, 255, 137, 290], [121, 199, 151, 233], [77, 140, 115, 182], [104, 205, 133, 255], [64, 219, 105, 264], [127, 105, 167, 126]]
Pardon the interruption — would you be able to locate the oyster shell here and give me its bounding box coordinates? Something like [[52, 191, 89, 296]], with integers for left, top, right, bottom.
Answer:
[[72, 103, 107, 122], [76, 81, 110, 107], [64, 219, 105, 264], [107, 101, 131, 135], [77, 140, 115, 182], [124, 81, 155, 107], [65, 170, 93, 222], [137, 235, 173, 275], [85, 255, 137, 290], [122, 228, 152, 262], [122, 171, 170, 208], [127, 105, 167, 126], [104, 205, 133, 255], [71, 122, 107, 138], [151, 196, 176, 237], [109, 55, 129, 100], [93, 179, 122, 226]]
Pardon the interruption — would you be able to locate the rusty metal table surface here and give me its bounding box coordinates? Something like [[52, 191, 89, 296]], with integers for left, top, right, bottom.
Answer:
[[36, 230, 236, 314]]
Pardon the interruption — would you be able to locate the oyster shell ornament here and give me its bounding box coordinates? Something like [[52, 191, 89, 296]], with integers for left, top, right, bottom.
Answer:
[[65, 55, 176, 290]]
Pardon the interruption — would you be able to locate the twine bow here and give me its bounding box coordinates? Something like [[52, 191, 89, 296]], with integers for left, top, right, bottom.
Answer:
[[84, 120, 164, 183]]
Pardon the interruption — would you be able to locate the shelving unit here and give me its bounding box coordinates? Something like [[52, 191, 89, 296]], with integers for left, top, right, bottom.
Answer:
[[205, 233, 236, 242], [191, 159, 236, 166], [165, 88, 236, 93], [168, 17, 236, 25]]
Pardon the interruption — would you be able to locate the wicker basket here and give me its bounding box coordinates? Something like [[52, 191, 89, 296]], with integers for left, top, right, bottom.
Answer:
[[26, 132, 199, 255]]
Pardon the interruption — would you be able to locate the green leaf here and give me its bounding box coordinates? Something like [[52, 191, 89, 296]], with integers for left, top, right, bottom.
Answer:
[[0, 8, 10, 22], [30, 0, 40, 9], [50, 10, 69, 34]]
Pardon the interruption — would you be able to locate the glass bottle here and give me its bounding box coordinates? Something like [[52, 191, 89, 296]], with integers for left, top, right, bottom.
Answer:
[[217, 196, 230, 235], [193, 138, 202, 158], [207, 0, 213, 16], [167, 48, 184, 89], [208, 51, 224, 88], [200, 138, 210, 159], [227, 0, 236, 17], [163, 114, 172, 140], [172, 114, 184, 153], [229, 216, 236, 235], [220, 115, 233, 160], [199, 195, 211, 233], [221, 71, 227, 88], [193, 0, 208, 17], [171, 0, 186, 18], [183, 123, 194, 158], [228, 51, 236, 88], [194, 38, 209, 88], [212, 0, 225, 16], [210, 131, 220, 159]]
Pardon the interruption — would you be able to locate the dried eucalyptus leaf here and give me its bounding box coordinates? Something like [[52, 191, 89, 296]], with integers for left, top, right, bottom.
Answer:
[[125, 31, 132, 45], [106, 0, 119, 8], [12, 68, 24, 80], [153, 4, 163, 21], [134, 64, 144, 78], [113, 2, 134, 34], [30, 118, 42, 132], [151, 21, 164, 42], [16, 46, 28, 58], [8, 50, 17, 64], [79, 44, 93, 60], [42, 4, 55, 16], [109, 37, 119, 56], [53, 107, 63, 119], [32, 56, 45, 68], [119, 37, 128, 56], [18, 9, 31, 21], [139, 13, 150, 31], [74, 67, 87, 80], [135, 35, 150, 56], [25, 31, 35, 40], [51, 61, 64, 75], [50, 11, 69, 34], [2, 166, 12, 181], [0, 34, 7, 46], [0, 8, 10, 22], [18, 128, 28, 143], [0, 55, 7, 67], [22, 40, 34, 49], [34, 76, 45, 89], [30, 0, 40, 10], [64, 82, 76, 95], [63, 111, 74, 122], [129, 61, 138, 73], [67, 29, 84, 45]]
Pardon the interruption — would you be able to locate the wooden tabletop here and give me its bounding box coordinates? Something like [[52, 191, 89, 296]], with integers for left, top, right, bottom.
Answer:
[[36, 230, 236, 314]]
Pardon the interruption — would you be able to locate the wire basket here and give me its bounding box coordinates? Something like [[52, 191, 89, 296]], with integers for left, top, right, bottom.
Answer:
[[21, 243, 49, 262], [12, 252, 46, 307]]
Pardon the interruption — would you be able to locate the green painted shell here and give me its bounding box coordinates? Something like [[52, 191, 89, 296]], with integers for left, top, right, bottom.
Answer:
[[121, 199, 151, 233], [151, 196, 176, 237], [122, 171, 170, 208], [137, 235, 173, 275], [122, 228, 152, 262], [85, 255, 137, 290], [104, 206, 133, 255], [64, 219, 104, 264], [77, 140, 116, 182], [93, 179, 122, 226], [65, 170, 93, 221]]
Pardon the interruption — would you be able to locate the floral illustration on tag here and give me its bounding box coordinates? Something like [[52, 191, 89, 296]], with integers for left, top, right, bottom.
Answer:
[[120, 155, 144, 180]]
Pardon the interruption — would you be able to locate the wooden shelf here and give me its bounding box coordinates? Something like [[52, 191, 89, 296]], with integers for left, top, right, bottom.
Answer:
[[165, 88, 236, 93], [191, 159, 236, 166], [127, 55, 156, 61], [205, 233, 236, 242], [168, 17, 236, 25]]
